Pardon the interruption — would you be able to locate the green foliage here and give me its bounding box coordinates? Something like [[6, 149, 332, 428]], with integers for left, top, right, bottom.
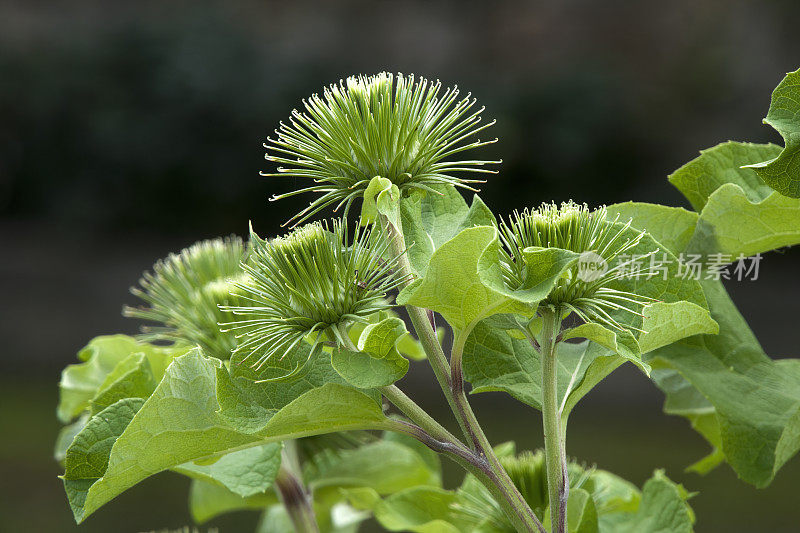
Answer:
[[649, 280, 800, 487], [189, 436, 442, 531], [174, 443, 283, 498], [57, 335, 186, 423], [348, 450, 693, 533], [686, 183, 800, 257], [743, 68, 800, 198], [608, 471, 694, 533], [667, 141, 800, 257], [399, 184, 495, 276], [463, 318, 671, 428], [53, 67, 800, 532], [398, 225, 578, 331], [332, 348, 409, 388], [59, 347, 392, 523], [668, 141, 781, 210], [618, 163, 800, 486]]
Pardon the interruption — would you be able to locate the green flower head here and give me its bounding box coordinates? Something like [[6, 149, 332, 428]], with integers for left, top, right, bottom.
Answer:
[[500, 201, 657, 332], [222, 219, 407, 376], [263, 72, 500, 226], [123, 236, 249, 359]]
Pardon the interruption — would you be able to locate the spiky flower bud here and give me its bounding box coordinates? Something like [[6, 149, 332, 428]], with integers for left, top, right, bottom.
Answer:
[[222, 219, 407, 376], [499, 202, 657, 332], [123, 237, 249, 359], [263, 72, 499, 225]]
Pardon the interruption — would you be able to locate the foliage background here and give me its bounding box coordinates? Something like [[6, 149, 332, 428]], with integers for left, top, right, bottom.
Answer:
[[1, 1, 799, 531]]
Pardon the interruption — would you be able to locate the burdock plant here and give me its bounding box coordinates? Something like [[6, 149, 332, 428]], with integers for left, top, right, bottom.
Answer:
[[264, 72, 499, 225], [55, 69, 800, 533]]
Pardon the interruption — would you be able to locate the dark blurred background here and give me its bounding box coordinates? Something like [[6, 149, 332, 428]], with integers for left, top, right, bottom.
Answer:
[[1, 1, 799, 531]]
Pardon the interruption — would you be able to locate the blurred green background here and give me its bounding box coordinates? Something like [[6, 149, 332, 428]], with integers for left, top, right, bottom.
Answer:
[[1, 1, 799, 531]]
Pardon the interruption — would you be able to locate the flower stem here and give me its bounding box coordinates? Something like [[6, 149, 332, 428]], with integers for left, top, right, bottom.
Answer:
[[387, 417, 544, 533], [540, 307, 568, 533], [275, 464, 319, 533], [381, 384, 462, 444], [451, 330, 546, 533], [382, 214, 545, 533], [382, 217, 471, 443]]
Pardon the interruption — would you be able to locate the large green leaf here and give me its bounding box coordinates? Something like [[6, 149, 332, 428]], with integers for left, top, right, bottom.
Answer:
[[189, 479, 276, 523], [399, 225, 578, 331], [174, 443, 282, 498], [259, 383, 387, 439], [331, 348, 409, 388], [613, 198, 800, 486], [637, 302, 718, 354], [608, 470, 694, 533], [686, 183, 800, 257], [649, 280, 800, 487], [63, 398, 145, 481], [660, 140, 800, 258], [668, 141, 781, 211], [399, 184, 495, 277], [649, 367, 725, 475], [57, 336, 180, 422], [463, 318, 601, 420], [62, 349, 389, 522], [220, 342, 369, 434], [307, 440, 440, 495], [606, 203, 698, 253], [347, 486, 464, 533], [89, 352, 158, 415], [743, 68, 800, 198]]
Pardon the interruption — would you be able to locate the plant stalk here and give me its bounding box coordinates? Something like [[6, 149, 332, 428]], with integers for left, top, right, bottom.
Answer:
[[451, 330, 546, 533], [275, 465, 319, 533], [335, 322, 461, 447], [381, 384, 462, 445], [540, 307, 568, 533], [382, 217, 473, 443], [382, 214, 545, 533], [388, 418, 544, 533]]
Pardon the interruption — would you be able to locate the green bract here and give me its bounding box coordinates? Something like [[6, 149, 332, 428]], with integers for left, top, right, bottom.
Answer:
[[222, 219, 407, 377], [499, 202, 657, 332], [123, 236, 248, 359], [263, 72, 499, 225]]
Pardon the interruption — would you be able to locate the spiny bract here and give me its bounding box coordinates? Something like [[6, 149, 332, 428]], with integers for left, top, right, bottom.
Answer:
[[499, 201, 658, 332], [263, 71, 499, 225], [123, 236, 249, 359], [222, 219, 407, 378]]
